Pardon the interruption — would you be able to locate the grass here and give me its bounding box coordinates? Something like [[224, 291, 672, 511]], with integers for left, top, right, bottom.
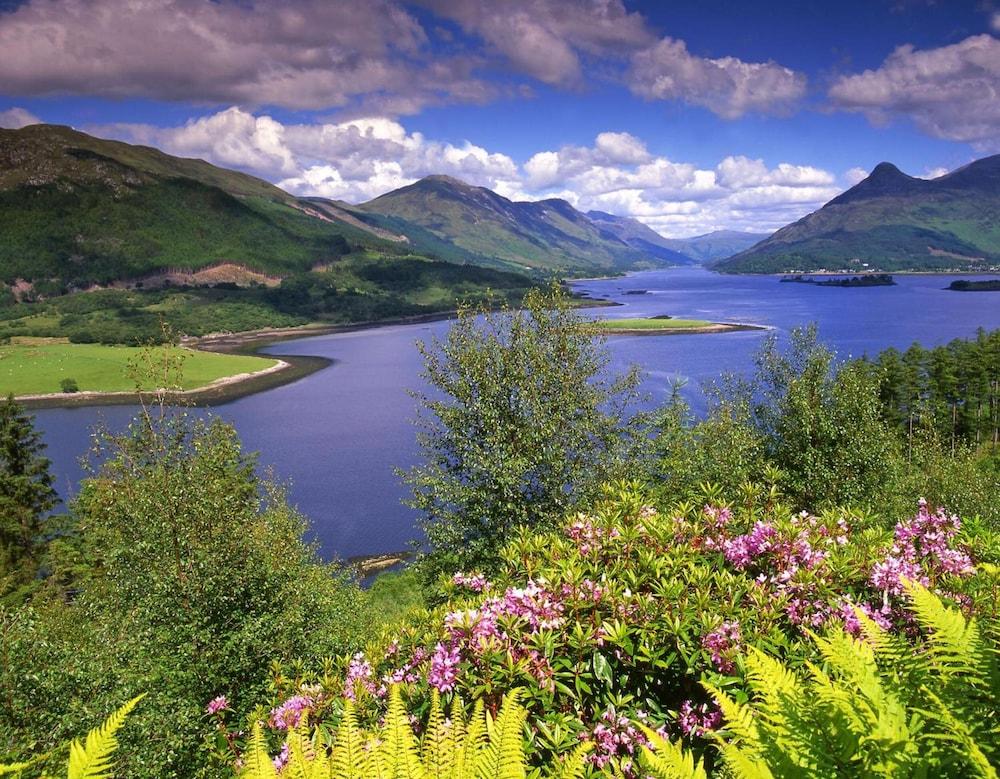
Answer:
[[365, 567, 426, 628], [0, 340, 279, 396], [591, 316, 715, 331]]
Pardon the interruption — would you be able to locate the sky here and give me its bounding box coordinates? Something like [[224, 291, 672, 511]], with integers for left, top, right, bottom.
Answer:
[[0, 0, 998, 237]]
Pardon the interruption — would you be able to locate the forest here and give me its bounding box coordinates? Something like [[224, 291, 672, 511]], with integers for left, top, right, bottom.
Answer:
[[1, 288, 998, 778]]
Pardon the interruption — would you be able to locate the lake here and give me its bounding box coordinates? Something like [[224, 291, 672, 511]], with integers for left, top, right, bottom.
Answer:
[[28, 268, 1000, 561]]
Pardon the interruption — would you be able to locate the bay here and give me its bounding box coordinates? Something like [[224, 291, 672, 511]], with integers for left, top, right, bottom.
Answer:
[[29, 268, 1000, 561]]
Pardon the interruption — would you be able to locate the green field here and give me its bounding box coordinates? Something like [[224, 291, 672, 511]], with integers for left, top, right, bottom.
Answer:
[[0, 340, 279, 396], [591, 316, 715, 331]]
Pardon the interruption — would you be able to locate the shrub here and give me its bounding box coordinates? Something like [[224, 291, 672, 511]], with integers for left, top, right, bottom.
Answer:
[[59, 377, 79, 393], [226, 484, 997, 776]]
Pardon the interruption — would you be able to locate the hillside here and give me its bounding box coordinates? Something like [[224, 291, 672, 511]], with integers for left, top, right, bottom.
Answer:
[[584, 210, 696, 264], [714, 156, 1000, 273], [357, 175, 668, 274], [0, 125, 534, 343], [0, 124, 413, 291], [660, 229, 771, 263]]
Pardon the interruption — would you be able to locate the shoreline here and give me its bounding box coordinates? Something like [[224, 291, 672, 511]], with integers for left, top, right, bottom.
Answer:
[[595, 321, 768, 336], [16, 296, 619, 410]]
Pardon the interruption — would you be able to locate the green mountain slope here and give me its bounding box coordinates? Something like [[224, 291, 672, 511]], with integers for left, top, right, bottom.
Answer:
[[713, 157, 1000, 273], [659, 230, 770, 263], [584, 211, 697, 264], [0, 124, 402, 289], [357, 175, 668, 274], [0, 125, 535, 343]]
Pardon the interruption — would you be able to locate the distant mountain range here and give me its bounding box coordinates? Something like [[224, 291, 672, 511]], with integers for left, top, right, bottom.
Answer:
[[0, 126, 694, 295], [352, 175, 677, 275], [714, 156, 1000, 273]]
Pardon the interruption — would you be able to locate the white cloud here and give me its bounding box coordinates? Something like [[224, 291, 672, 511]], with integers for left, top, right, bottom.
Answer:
[[829, 34, 1000, 150], [0, 107, 41, 129], [921, 166, 950, 179], [95, 110, 844, 236], [628, 37, 807, 118], [844, 167, 869, 186], [992, 12, 1000, 32]]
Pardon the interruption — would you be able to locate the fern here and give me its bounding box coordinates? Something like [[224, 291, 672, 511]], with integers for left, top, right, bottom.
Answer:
[[638, 728, 708, 779], [66, 694, 145, 779]]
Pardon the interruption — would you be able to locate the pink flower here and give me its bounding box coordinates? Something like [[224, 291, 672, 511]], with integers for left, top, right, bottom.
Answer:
[[205, 695, 228, 715], [677, 700, 723, 737], [268, 696, 313, 731], [428, 642, 461, 692], [344, 652, 376, 701], [452, 571, 489, 592], [272, 742, 290, 773], [701, 621, 741, 673]]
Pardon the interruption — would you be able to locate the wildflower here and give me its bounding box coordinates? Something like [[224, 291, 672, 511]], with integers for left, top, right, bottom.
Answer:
[[452, 571, 489, 592], [205, 695, 228, 716], [272, 742, 290, 773], [701, 621, 741, 673], [268, 696, 313, 731], [676, 700, 723, 737], [344, 652, 376, 700], [428, 642, 461, 692]]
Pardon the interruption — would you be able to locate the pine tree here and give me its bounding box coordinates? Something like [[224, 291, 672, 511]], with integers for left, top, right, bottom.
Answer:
[[0, 394, 58, 592]]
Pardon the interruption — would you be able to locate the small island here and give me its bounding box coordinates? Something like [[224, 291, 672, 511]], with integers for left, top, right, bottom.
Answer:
[[780, 274, 896, 287], [587, 315, 764, 336], [947, 279, 1000, 291]]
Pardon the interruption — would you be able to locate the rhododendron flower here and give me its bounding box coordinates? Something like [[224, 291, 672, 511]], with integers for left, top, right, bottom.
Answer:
[[205, 695, 228, 715], [677, 700, 723, 737], [272, 742, 290, 773], [701, 620, 741, 673], [452, 571, 489, 592], [428, 642, 461, 692], [268, 696, 313, 731], [344, 652, 376, 700]]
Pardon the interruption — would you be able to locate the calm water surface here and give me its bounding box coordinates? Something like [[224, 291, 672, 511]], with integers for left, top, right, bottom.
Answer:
[[30, 268, 1000, 560]]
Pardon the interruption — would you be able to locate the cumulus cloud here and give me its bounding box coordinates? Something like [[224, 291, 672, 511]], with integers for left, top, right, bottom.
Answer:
[[417, 0, 654, 86], [0, 0, 490, 113], [844, 167, 869, 185], [628, 38, 807, 118], [96, 109, 843, 236], [0, 107, 41, 128], [829, 34, 1000, 150], [94, 108, 518, 202]]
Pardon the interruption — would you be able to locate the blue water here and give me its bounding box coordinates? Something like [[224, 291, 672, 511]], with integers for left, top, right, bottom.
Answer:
[[28, 268, 1000, 560]]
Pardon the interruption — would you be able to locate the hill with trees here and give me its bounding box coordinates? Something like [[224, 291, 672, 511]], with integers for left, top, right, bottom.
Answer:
[[713, 156, 1000, 273]]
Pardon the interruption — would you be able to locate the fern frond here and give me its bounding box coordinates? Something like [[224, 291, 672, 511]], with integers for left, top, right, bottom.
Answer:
[[330, 698, 370, 779], [381, 685, 425, 779], [422, 690, 454, 778], [702, 684, 761, 751], [905, 580, 984, 683], [543, 742, 591, 779], [67, 694, 145, 779], [475, 688, 527, 779], [715, 741, 777, 779], [460, 698, 487, 779], [637, 728, 707, 779], [239, 722, 278, 779], [921, 687, 998, 779]]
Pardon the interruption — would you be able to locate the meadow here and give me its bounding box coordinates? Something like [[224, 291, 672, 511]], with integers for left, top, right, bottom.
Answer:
[[0, 338, 278, 396]]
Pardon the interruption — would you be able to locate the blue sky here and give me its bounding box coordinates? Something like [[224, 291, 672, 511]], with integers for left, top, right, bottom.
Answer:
[[1, 0, 997, 237]]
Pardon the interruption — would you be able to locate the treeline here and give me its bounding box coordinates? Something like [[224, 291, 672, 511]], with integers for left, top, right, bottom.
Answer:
[[866, 327, 1000, 452]]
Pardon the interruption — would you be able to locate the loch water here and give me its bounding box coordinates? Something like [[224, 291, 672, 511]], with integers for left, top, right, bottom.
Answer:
[[30, 268, 1000, 561]]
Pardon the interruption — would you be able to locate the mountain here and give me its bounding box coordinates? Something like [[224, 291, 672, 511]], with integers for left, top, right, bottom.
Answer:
[[357, 175, 670, 274], [0, 125, 535, 343], [713, 156, 1000, 273], [659, 230, 771, 263], [584, 211, 696, 264]]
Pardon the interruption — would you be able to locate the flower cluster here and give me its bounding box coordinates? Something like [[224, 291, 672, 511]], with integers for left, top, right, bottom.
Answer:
[[428, 642, 461, 693], [870, 499, 974, 597], [452, 571, 489, 592], [585, 705, 652, 776], [676, 700, 723, 737], [343, 653, 376, 701], [566, 513, 621, 555], [701, 620, 742, 673], [268, 695, 313, 731], [205, 695, 228, 716]]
